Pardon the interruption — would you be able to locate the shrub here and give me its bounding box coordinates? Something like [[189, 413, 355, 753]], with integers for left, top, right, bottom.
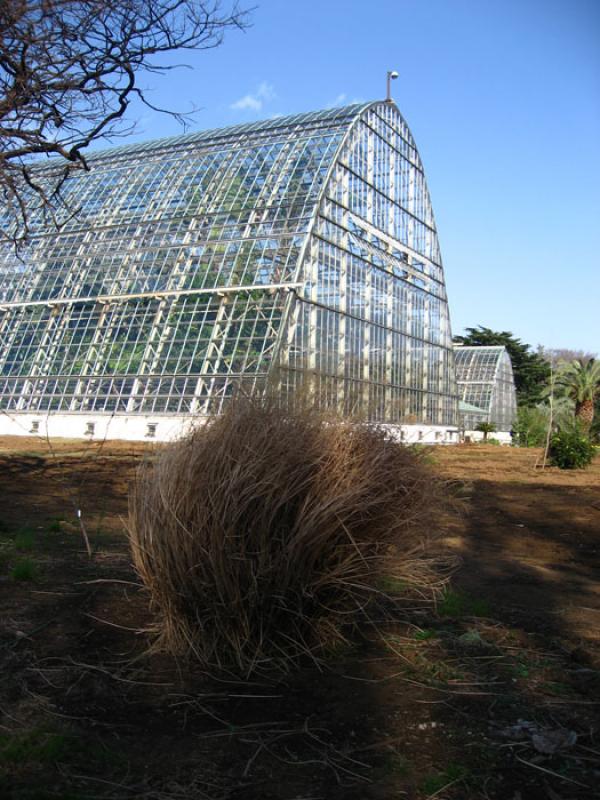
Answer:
[[514, 401, 576, 448], [549, 426, 596, 469], [514, 405, 548, 447], [128, 401, 447, 675]]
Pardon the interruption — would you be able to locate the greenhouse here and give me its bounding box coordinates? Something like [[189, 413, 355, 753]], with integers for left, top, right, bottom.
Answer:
[[454, 345, 517, 439], [0, 101, 458, 441]]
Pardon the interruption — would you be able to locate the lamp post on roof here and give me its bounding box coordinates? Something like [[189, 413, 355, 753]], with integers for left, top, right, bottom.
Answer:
[[386, 70, 399, 102]]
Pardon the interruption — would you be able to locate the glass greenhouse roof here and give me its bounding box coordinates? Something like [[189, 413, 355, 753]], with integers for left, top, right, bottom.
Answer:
[[0, 101, 458, 431], [84, 104, 372, 164]]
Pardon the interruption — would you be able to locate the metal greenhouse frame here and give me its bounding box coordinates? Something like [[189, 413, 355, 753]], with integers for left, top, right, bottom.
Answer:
[[454, 345, 517, 434], [0, 102, 458, 440]]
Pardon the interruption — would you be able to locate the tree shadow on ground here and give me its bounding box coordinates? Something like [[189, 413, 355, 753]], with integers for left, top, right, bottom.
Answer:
[[410, 473, 600, 799]]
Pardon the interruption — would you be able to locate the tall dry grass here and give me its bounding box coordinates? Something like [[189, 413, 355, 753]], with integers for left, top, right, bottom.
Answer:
[[128, 401, 449, 676]]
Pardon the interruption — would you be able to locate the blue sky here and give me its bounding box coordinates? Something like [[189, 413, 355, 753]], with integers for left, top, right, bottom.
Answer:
[[121, 0, 599, 353]]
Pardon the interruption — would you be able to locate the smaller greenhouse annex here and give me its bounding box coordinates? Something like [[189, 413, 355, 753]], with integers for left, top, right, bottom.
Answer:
[[454, 345, 518, 443], [0, 100, 516, 443]]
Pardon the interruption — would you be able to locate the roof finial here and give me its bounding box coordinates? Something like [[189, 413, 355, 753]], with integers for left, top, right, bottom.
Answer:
[[386, 70, 399, 102]]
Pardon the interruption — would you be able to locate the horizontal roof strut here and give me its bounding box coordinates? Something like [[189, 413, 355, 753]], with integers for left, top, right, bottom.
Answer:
[[0, 282, 304, 312]]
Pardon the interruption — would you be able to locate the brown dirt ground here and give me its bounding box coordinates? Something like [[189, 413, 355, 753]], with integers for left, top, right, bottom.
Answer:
[[0, 437, 599, 800]]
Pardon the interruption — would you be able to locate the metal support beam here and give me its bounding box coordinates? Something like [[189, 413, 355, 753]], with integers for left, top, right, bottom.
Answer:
[[0, 282, 304, 312]]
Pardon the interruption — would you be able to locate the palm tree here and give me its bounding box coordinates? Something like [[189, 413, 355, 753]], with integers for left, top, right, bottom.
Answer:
[[555, 359, 600, 430], [475, 421, 496, 442]]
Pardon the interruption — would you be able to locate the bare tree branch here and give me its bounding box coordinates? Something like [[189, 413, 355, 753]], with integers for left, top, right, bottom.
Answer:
[[0, 0, 249, 244]]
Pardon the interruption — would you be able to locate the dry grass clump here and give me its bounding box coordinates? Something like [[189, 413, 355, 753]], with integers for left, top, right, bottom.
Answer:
[[128, 401, 448, 675]]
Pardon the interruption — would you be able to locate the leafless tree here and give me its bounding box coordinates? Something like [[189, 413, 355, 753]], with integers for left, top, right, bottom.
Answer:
[[1, 0, 248, 243], [540, 347, 597, 366]]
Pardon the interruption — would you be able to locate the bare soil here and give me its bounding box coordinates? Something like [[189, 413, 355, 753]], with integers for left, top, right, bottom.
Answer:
[[0, 437, 599, 800]]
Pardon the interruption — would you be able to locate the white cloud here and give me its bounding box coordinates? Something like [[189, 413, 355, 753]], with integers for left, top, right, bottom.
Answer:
[[326, 94, 365, 109], [327, 93, 347, 108], [231, 93, 261, 112], [230, 82, 276, 112]]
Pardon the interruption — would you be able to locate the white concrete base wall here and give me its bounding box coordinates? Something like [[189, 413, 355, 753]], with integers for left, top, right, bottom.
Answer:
[[380, 424, 460, 446], [0, 412, 460, 445], [463, 429, 513, 445], [0, 412, 200, 442]]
